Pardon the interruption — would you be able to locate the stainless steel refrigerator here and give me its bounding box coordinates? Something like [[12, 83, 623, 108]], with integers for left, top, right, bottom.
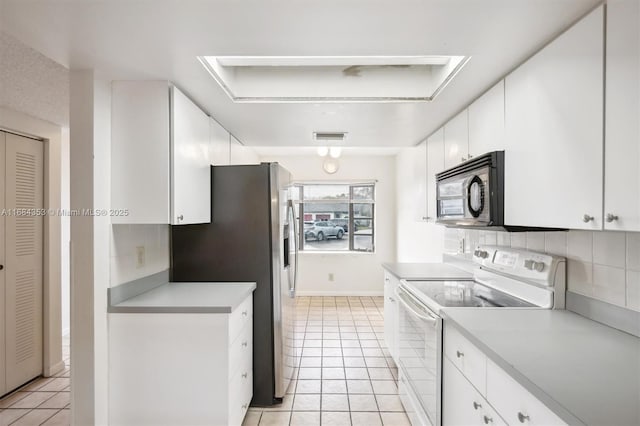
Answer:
[[170, 163, 299, 406]]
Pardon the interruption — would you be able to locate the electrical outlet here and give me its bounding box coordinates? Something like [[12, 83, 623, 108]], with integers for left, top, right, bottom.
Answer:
[[136, 246, 146, 268], [458, 238, 465, 254], [328, 273, 335, 282]]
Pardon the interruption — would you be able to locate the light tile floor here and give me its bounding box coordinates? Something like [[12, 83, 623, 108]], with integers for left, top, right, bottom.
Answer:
[[244, 296, 410, 426], [0, 335, 70, 426]]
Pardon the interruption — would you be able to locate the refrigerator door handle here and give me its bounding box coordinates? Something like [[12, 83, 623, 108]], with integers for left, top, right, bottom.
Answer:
[[288, 200, 298, 297]]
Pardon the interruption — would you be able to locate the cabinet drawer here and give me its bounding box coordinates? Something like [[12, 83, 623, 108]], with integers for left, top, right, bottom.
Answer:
[[486, 360, 566, 425], [229, 369, 253, 426], [444, 324, 487, 394], [229, 296, 253, 343], [229, 324, 253, 379], [443, 358, 506, 426]]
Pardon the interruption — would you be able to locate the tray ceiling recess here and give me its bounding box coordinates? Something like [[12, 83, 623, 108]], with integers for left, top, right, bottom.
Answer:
[[198, 56, 469, 103]]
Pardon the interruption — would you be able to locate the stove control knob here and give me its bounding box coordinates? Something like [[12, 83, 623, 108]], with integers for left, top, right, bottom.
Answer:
[[475, 250, 489, 259], [534, 261, 545, 272], [524, 259, 534, 270]]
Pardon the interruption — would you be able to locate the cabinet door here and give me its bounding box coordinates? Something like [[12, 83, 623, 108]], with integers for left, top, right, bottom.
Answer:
[[605, 0, 640, 231], [210, 117, 230, 166], [414, 140, 428, 221], [383, 272, 399, 361], [504, 6, 604, 229], [469, 80, 505, 157], [443, 358, 506, 426], [111, 81, 171, 224], [444, 109, 469, 169], [171, 87, 212, 225], [427, 128, 445, 221]]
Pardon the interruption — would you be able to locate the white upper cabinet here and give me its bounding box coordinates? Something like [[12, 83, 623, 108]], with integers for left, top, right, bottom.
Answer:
[[468, 80, 505, 157], [427, 127, 445, 221], [444, 109, 469, 169], [171, 86, 211, 225], [605, 0, 640, 231], [504, 6, 604, 229], [111, 81, 211, 225], [210, 118, 230, 166], [414, 140, 428, 221]]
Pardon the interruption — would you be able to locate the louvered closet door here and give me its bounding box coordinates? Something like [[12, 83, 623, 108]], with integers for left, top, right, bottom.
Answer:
[[4, 132, 43, 392], [0, 132, 6, 395]]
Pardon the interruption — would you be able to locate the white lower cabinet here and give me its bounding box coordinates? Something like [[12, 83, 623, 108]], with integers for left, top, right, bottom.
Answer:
[[383, 270, 400, 363], [443, 358, 506, 426], [108, 295, 253, 426], [486, 359, 566, 426], [443, 323, 566, 426]]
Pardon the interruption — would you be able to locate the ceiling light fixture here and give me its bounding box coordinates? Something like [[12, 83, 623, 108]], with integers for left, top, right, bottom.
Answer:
[[323, 157, 340, 174]]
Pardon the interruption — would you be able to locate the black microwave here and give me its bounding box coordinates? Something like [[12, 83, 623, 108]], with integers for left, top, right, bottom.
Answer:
[[435, 151, 558, 231]]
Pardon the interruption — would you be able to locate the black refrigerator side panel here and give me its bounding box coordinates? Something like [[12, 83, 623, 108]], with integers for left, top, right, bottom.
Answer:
[[170, 164, 276, 406]]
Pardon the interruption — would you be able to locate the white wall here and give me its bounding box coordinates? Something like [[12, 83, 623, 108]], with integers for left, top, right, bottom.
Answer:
[[395, 147, 444, 263], [442, 228, 640, 312], [259, 154, 396, 296], [110, 225, 170, 286]]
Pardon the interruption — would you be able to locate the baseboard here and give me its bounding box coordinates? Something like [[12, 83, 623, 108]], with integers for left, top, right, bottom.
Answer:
[[296, 291, 384, 297], [44, 360, 66, 377]]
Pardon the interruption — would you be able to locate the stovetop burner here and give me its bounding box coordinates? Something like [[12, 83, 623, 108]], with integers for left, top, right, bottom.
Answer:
[[403, 280, 535, 310]]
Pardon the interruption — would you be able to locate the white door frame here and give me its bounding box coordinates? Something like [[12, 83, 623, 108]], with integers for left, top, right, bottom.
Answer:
[[0, 107, 65, 378]]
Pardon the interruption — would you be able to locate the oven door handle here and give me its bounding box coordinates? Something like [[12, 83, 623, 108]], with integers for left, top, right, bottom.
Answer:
[[395, 287, 439, 323]]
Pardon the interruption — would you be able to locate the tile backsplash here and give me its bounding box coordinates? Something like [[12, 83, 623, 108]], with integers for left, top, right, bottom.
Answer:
[[444, 228, 640, 312], [110, 224, 170, 287]]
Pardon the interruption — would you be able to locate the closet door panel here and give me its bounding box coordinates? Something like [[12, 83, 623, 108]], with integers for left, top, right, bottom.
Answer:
[[4, 133, 44, 392]]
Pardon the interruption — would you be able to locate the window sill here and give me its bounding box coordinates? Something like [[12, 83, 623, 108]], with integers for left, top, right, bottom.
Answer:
[[299, 250, 375, 255]]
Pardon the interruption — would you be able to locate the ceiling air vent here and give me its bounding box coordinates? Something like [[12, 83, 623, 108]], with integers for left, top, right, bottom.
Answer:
[[314, 132, 347, 142]]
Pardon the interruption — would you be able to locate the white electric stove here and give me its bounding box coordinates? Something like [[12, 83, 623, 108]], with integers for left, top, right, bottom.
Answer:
[[396, 246, 566, 426]]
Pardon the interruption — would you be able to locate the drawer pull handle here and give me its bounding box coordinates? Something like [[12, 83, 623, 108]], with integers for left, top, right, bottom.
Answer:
[[456, 350, 464, 358], [242, 403, 248, 410], [242, 310, 248, 316], [388, 297, 395, 302], [242, 341, 248, 347], [473, 401, 482, 410], [483, 415, 493, 424], [242, 372, 248, 378], [517, 412, 530, 423]]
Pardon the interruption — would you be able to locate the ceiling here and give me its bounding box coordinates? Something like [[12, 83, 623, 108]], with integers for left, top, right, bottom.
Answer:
[[0, 0, 601, 147]]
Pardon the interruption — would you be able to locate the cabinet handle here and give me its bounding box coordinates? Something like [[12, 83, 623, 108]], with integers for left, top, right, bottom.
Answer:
[[242, 341, 248, 347], [605, 213, 619, 223], [177, 214, 184, 222], [582, 214, 594, 223], [242, 403, 248, 410], [242, 310, 248, 316], [242, 372, 248, 378], [483, 415, 493, 424], [388, 297, 395, 302], [456, 350, 464, 358], [517, 412, 530, 423], [473, 401, 482, 410], [461, 156, 467, 162], [0, 264, 3, 270]]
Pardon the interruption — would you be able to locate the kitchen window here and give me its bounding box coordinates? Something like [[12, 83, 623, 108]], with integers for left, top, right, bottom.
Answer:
[[291, 183, 375, 253]]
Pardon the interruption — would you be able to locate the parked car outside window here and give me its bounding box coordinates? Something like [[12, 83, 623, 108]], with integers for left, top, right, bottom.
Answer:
[[304, 221, 344, 241]]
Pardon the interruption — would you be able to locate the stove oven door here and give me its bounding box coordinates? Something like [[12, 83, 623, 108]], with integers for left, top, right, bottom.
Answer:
[[396, 286, 442, 426]]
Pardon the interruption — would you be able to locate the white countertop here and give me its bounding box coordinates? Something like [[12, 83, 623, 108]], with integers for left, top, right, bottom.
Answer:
[[442, 308, 640, 426], [382, 262, 473, 281], [109, 282, 256, 313]]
